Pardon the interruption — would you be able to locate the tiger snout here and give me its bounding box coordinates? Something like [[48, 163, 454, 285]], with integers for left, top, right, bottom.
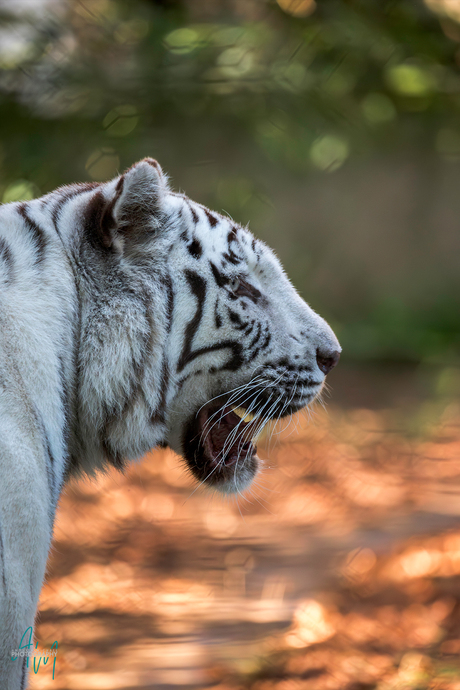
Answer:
[[316, 347, 341, 375]]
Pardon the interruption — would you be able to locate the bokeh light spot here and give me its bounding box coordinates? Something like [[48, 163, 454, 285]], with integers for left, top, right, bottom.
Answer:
[[3, 180, 39, 203], [164, 28, 199, 54], [310, 135, 349, 171], [362, 93, 397, 123], [277, 0, 316, 18], [103, 105, 139, 137], [85, 148, 119, 181], [425, 0, 460, 23], [291, 599, 336, 646], [385, 63, 437, 96]]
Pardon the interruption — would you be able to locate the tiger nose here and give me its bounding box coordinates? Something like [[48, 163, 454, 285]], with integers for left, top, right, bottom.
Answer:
[[316, 348, 341, 375]]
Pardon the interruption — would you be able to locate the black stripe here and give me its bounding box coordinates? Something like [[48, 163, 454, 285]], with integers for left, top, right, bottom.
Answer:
[[204, 209, 218, 228], [244, 320, 255, 336], [102, 290, 154, 448], [150, 358, 170, 426], [88, 184, 123, 250], [223, 230, 244, 265], [214, 300, 222, 329], [188, 238, 202, 259], [43, 432, 57, 524], [151, 280, 173, 424], [0, 237, 14, 284], [228, 308, 244, 328], [248, 331, 271, 362], [248, 322, 262, 350], [52, 183, 100, 237], [261, 330, 271, 351], [164, 276, 174, 333], [210, 262, 228, 288], [188, 203, 198, 224], [31, 406, 57, 522], [58, 352, 71, 456], [102, 284, 176, 464], [178, 270, 243, 372], [47, 187, 85, 479], [64, 285, 82, 479], [0, 521, 6, 592], [17, 203, 47, 267], [222, 251, 241, 266], [20, 656, 27, 690]]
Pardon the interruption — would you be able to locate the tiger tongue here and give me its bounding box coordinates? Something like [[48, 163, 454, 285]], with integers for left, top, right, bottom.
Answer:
[[208, 408, 256, 466], [210, 408, 242, 446]]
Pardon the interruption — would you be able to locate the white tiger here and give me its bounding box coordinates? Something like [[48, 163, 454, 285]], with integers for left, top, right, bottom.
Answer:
[[0, 158, 340, 688]]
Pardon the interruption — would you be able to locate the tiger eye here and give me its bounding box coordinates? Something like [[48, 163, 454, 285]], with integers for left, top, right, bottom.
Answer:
[[234, 277, 261, 301]]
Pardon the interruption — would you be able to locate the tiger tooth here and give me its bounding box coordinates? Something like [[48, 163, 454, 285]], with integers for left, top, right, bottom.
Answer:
[[232, 406, 256, 422]]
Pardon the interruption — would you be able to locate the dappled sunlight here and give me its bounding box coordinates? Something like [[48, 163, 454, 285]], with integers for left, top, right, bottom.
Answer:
[[1, 1, 459, 688], [286, 599, 336, 647], [29, 377, 460, 689], [382, 532, 460, 582]]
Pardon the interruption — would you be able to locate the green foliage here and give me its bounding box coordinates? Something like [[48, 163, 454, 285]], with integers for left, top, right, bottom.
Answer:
[[0, 0, 459, 362]]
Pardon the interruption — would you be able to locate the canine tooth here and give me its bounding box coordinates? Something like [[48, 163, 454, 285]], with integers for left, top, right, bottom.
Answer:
[[232, 407, 256, 422]]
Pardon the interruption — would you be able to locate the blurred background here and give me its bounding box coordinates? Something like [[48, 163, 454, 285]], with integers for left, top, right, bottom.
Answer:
[[1, 0, 460, 688]]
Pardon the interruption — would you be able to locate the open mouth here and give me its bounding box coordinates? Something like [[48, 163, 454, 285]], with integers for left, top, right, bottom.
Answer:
[[182, 402, 261, 491], [180, 379, 321, 492], [199, 405, 258, 467]]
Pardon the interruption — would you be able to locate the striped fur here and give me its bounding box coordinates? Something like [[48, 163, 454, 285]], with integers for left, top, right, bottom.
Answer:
[[0, 158, 340, 687]]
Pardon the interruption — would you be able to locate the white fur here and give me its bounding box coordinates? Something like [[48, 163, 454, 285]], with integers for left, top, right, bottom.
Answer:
[[0, 160, 340, 688]]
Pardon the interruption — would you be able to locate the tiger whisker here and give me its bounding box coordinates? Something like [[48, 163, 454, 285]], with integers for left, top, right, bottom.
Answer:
[[195, 374, 267, 419], [199, 375, 272, 434], [225, 378, 285, 457], [199, 384, 266, 449], [201, 371, 285, 454]]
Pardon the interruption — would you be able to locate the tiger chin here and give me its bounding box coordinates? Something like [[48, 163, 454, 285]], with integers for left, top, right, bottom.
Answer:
[[0, 157, 339, 688]]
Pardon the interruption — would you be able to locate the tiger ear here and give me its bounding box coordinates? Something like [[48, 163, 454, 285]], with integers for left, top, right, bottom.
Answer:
[[89, 158, 170, 252]]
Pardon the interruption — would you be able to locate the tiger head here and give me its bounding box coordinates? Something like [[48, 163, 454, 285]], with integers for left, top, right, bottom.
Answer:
[[77, 159, 340, 493]]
